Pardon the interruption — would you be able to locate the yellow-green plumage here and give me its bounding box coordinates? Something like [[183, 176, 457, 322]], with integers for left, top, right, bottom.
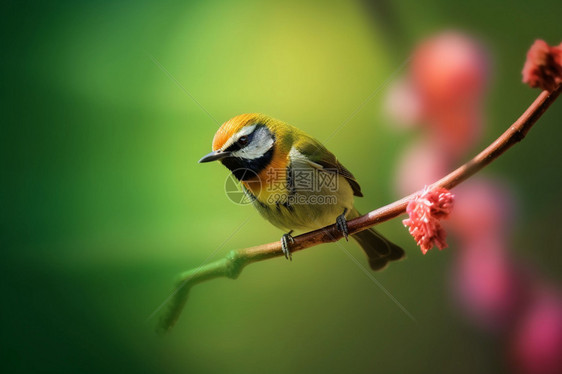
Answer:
[[202, 113, 404, 270]]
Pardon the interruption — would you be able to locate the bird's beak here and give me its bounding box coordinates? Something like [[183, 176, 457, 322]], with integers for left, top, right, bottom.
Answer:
[[198, 150, 231, 163]]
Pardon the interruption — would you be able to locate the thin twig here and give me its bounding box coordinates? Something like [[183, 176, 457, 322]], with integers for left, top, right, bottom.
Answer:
[[158, 85, 561, 332]]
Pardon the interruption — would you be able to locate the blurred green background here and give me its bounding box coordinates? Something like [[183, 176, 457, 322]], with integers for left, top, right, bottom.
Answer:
[[2, 0, 561, 373]]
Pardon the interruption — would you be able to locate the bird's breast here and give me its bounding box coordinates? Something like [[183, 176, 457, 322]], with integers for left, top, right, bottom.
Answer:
[[244, 165, 355, 232], [241, 148, 291, 203]]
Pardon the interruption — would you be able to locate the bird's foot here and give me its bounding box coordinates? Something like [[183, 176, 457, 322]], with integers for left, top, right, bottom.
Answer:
[[281, 230, 295, 260], [336, 208, 349, 241]]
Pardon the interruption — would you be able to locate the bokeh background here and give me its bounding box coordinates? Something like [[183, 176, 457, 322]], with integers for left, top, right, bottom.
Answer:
[[2, 1, 561, 373]]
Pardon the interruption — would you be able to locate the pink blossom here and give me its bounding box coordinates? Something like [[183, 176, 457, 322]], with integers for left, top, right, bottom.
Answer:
[[453, 237, 527, 332], [386, 32, 489, 160], [403, 186, 455, 254], [522, 39, 562, 92], [411, 32, 488, 111], [509, 288, 562, 374], [411, 32, 489, 158]]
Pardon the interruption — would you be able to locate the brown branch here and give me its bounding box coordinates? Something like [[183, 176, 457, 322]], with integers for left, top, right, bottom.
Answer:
[[158, 85, 561, 332]]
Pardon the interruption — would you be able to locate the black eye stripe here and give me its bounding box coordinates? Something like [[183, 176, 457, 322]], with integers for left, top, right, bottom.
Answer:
[[223, 124, 263, 152], [224, 142, 242, 153]]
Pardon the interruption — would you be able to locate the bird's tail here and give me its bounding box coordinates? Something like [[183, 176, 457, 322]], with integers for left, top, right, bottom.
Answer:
[[348, 208, 405, 271]]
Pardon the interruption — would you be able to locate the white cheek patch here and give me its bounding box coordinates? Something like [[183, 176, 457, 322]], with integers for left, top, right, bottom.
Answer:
[[232, 126, 274, 159]]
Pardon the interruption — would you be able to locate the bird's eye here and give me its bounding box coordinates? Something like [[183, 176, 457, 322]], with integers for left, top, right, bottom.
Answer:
[[238, 135, 249, 145]]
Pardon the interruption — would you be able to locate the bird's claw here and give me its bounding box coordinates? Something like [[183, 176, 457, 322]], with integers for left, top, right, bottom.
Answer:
[[336, 208, 349, 241], [281, 231, 294, 260]]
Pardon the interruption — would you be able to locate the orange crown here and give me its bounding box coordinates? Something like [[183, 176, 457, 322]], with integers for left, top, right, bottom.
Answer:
[[212, 113, 263, 151]]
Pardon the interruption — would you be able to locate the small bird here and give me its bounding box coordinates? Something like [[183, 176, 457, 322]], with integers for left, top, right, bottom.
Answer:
[[199, 113, 404, 270]]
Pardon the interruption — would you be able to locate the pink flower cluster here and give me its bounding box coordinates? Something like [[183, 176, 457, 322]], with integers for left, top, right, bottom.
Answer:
[[522, 39, 562, 92], [402, 186, 454, 254], [386, 32, 488, 160], [388, 32, 562, 374]]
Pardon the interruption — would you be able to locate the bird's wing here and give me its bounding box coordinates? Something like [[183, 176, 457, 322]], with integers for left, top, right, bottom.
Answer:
[[294, 136, 363, 197]]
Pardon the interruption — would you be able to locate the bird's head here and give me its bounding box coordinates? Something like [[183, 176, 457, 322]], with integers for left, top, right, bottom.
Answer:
[[199, 113, 282, 180]]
